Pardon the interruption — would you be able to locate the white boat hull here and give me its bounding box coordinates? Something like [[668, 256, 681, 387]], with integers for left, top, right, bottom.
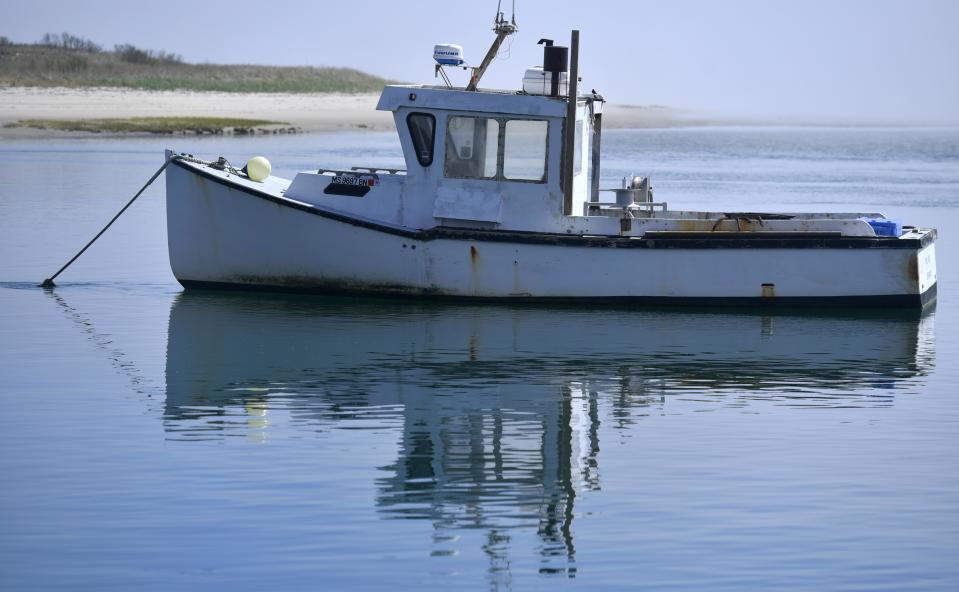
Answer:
[[166, 159, 937, 307]]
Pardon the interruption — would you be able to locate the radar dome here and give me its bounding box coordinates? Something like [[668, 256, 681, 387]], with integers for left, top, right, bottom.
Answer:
[[433, 44, 464, 66]]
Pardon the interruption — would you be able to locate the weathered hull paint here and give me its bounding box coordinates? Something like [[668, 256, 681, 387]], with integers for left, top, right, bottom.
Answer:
[[166, 160, 937, 307]]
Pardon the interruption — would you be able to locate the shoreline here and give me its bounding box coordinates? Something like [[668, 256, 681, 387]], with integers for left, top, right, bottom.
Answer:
[[2, 87, 951, 139], [0, 87, 395, 138], [0, 86, 714, 138]]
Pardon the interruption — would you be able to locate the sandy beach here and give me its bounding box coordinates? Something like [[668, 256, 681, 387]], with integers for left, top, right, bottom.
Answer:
[[0, 86, 695, 138]]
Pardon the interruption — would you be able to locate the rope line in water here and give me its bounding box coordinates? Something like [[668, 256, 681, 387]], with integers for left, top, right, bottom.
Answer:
[[40, 157, 173, 288]]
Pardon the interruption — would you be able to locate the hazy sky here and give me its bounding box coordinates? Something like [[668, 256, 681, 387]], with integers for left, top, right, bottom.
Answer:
[[4, 0, 958, 123]]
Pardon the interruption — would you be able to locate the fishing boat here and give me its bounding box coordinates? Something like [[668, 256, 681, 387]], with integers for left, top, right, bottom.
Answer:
[[164, 13, 938, 307]]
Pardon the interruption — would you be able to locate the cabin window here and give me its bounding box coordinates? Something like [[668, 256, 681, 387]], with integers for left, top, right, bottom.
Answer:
[[445, 116, 498, 179], [444, 116, 548, 183], [504, 119, 548, 181], [407, 112, 436, 167]]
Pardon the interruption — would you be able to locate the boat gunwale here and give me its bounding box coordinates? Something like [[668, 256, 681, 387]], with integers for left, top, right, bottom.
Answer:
[[169, 157, 937, 250]]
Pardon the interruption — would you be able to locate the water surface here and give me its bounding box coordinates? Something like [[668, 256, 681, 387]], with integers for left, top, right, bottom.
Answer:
[[1, 128, 958, 590]]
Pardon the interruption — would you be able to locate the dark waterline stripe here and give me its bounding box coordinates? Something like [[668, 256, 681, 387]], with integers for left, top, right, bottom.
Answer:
[[179, 279, 936, 309]]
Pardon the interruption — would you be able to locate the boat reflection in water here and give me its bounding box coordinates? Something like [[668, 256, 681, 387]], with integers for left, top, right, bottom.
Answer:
[[164, 292, 934, 577]]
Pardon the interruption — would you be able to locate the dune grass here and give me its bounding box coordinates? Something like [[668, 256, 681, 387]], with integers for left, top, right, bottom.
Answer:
[[0, 43, 390, 93], [6, 117, 290, 134]]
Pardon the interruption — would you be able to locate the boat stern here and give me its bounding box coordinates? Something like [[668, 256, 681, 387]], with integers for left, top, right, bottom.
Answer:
[[912, 228, 938, 307]]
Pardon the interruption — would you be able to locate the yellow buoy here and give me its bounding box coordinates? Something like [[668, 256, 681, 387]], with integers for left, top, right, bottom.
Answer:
[[246, 156, 272, 182]]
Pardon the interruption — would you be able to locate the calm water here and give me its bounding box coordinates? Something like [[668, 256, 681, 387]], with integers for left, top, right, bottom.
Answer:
[[1, 128, 958, 590]]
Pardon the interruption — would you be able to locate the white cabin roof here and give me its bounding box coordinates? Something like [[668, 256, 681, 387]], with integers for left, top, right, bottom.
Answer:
[[376, 85, 570, 118]]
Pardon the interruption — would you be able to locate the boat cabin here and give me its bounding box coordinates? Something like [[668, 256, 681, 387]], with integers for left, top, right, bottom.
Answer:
[[283, 84, 603, 235]]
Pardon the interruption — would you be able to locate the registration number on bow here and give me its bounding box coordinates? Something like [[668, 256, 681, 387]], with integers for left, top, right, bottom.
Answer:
[[332, 173, 378, 187]]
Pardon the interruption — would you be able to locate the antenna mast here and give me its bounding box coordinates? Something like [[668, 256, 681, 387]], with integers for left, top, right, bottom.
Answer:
[[466, 1, 518, 92]]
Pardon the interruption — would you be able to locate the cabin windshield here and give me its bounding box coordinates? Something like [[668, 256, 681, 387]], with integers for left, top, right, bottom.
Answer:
[[444, 115, 548, 183], [445, 116, 498, 179], [504, 119, 548, 182]]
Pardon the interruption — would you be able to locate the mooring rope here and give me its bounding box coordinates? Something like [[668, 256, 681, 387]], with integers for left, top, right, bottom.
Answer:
[[40, 156, 174, 288]]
